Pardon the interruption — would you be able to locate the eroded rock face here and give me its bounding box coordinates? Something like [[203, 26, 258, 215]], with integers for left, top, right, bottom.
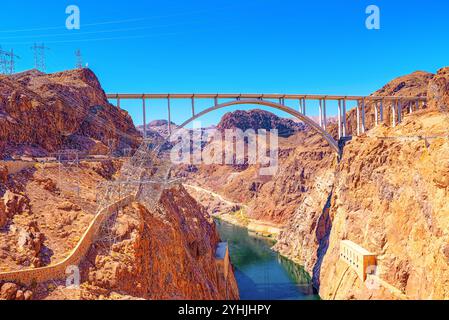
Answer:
[[81, 185, 239, 300], [427, 67, 449, 112], [0, 68, 141, 158], [319, 110, 449, 300], [273, 170, 335, 288]]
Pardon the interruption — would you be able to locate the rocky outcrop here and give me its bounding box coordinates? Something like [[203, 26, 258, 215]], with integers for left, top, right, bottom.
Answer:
[[79, 185, 239, 300], [0, 282, 33, 300], [0, 68, 141, 158], [319, 110, 449, 300], [275, 67, 449, 300], [427, 67, 449, 112]]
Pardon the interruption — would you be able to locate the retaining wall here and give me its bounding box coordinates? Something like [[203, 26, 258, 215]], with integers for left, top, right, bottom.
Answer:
[[0, 195, 135, 286]]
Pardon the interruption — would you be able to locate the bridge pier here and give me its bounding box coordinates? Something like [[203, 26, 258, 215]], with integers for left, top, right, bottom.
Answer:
[[361, 98, 366, 134], [338, 100, 342, 139], [167, 96, 172, 135], [342, 99, 347, 137], [319, 99, 327, 130], [374, 101, 379, 126], [392, 101, 397, 127], [356, 100, 361, 135], [379, 99, 384, 124], [191, 96, 195, 117], [397, 100, 402, 124], [142, 98, 146, 139]]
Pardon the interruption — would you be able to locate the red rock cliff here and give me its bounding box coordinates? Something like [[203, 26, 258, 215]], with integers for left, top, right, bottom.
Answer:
[[0, 69, 141, 158]]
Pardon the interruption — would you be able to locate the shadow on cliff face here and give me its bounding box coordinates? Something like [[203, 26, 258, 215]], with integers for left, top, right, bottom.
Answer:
[[312, 192, 333, 291]]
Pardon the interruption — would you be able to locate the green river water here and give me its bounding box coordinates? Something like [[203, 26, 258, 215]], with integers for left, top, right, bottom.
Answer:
[[215, 219, 320, 300]]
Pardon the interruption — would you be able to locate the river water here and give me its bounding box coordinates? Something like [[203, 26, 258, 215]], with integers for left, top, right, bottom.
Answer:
[[215, 220, 320, 300]]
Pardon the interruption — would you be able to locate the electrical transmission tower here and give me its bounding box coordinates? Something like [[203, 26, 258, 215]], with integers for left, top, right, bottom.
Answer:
[[31, 43, 49, 72], [75, 49, 83, 69], [0, 46, 20, 75]]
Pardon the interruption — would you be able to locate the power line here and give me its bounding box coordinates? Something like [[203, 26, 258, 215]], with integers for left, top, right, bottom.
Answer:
[[0, 5, 239, 34], [0, 46, 19, 75], [75, 49, 83, 69], [31, 43, 49, 72]]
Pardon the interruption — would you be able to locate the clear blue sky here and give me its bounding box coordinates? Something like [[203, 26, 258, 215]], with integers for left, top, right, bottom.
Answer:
[[1, 0, 448, 127]]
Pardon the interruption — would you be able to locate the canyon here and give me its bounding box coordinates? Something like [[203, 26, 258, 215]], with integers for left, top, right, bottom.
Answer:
[[1, 67, 449, 300], [179, 67, 449, 300], [0, 69, 238, 300]]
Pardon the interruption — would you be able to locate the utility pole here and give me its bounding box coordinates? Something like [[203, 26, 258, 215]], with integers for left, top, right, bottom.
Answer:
[[75, 49, 83, 69], [31, 43, 49, 72], [0, 46, 19, 75]]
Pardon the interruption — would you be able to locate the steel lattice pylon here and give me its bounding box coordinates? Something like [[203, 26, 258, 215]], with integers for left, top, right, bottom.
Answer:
[[94, 139, 180, 250]]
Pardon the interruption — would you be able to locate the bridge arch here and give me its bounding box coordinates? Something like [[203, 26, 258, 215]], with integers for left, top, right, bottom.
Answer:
[[175, 99, 340, 154]]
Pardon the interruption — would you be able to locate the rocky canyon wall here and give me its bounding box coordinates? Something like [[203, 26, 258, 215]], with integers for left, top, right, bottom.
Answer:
[[0, 68, 141, 158], [77, 185, 239, 300], [276, 67, 449, 300]]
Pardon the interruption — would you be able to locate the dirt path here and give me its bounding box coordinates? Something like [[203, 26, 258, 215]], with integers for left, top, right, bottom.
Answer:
[[183, 184, 249, 209]]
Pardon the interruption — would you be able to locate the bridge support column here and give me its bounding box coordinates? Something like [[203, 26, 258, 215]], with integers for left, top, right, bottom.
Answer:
[[379, 99, 384, 124], [323, 99, 327, 131], [342, 99, 347, 137], [167, 96, 172, 135], [191, 96, 195, 117], [142, 98, 146, 139], [416, 99, 419, 112], [319, 99, 327, 130], [319, 99, 323, 129], [338, 100, 342, 139], [361, 98, 366, 134], [117, 98, 121, 110], [392, 101, 397, 127], [397, 100, 402, 124], [374, 101, 379, 126], [356, 100, 361, 136]]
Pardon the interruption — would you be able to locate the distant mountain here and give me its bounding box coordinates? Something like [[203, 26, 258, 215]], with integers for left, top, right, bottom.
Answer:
[[137, 120, 179, 139], [217, 109, 305, 138]]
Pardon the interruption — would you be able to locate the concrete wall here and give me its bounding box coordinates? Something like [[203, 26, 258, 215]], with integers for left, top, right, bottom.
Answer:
[[1, 161, 37, 175], [0, 195, 135, 286]]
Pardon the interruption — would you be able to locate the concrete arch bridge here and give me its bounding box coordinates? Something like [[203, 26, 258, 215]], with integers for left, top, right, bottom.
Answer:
[[107, 93, 427, 155]]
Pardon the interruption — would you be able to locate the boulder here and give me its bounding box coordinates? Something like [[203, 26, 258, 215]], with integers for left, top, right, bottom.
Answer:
[[24, 290, 33, 301], [15, 290, 25, 301], [0, 283, 19, 300], [3, 190, 29, 217]]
